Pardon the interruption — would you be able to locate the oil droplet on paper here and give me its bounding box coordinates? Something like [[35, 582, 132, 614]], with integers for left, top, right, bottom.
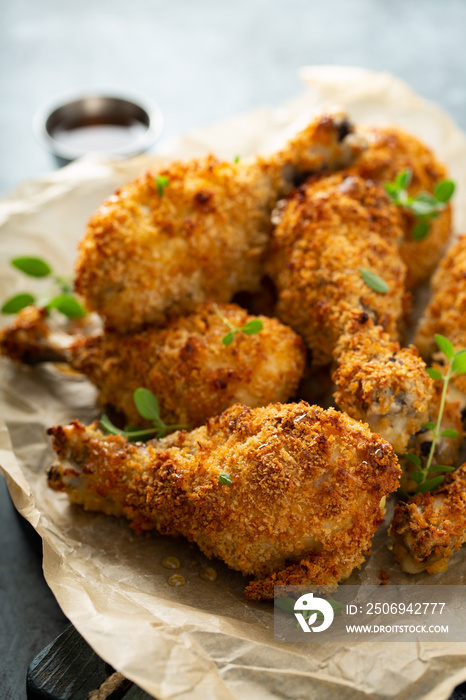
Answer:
[[199, 567, 217, 582], [162, 556, 180, 570], [167, 574, 185, 587]]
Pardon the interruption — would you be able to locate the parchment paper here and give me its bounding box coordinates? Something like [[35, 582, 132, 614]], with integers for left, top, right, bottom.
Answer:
[[1, 66, 466, 700]]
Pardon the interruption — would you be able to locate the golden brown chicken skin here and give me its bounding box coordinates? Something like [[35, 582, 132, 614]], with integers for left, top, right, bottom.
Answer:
[[333, 311, 433, 454], [74, 113, 366, 331], [46, 402, 401, 601], [267, 173, 407, 365], [390, 464, 466, 574], [0, 302, 305, 429], [70, 302, 306, 427], [348, 126, 452, 288], [415, 235, 466, 397]]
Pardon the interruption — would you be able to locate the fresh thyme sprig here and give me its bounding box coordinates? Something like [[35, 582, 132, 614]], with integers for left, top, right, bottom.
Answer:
[[101, 388, 188, 442], [212, 303, 263, 346], [404, 334, 466, 494], [155, 175, 169, 197], [1, 256, 86, 319], [385, 169, 455, 241]]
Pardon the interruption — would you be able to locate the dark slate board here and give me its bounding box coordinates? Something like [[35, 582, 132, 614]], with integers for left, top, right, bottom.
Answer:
[[26, 625, 154, 699]]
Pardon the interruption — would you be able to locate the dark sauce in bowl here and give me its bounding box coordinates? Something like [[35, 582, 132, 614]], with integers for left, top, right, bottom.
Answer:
[[35, 93, 163, 166]]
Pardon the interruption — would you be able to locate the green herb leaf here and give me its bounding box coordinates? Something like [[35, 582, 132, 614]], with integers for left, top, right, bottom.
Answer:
[[1, 293, 35, 314], [222, 331, 236, 346], [410, 199, 438, 217], [435, 334, 455, 360], [234, 155, 240, 164], [47, 295, 86, 319], [274, 597, 296, 614], [412, 220, 430, 241], [219, 472, 233, 485], [395, 169, 412, 189], [440, 429, 459, 439], [452, 352, 466, 375], [422, 421, 436, 431], [426, 367, 443, 381], [403, 452, 421, 468], [11, 256, 52, 278], [431, 465, 455, 473], [242, 319, 263, 335], [410, 472, 424, 484], [417, 476, 445, 494], [156, 175, 169, 197], [359, 268, 389, 294], [100, 414, 126, 436], [133, 388, 161, 421], [434, 180, 455, 203]]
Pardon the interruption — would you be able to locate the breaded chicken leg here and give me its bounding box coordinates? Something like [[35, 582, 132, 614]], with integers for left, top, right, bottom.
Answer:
[[0, 303, 305, 428], [390, 464, 466, 574], [74, 112, 366, 331], [267, 173, 407, 366], [47, 402, 401, 600], [415, 235, 466, 400], [333, 311, 433, 454], [348, 125, 452, 288]]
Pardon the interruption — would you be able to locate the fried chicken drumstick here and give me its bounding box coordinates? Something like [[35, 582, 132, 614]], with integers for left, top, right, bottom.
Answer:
[[348, 125, 452, 288], [0, 303, 305, 428], [74, 112, 365, 331], [267, 174, 434, 451], [267, 173, 407, 366], [333, 311, 433, 454], [390, 464, 466, 574], [47, 402, 401, 600]]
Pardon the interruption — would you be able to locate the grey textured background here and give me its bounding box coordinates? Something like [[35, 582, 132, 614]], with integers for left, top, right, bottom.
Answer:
[[1, 1, 466, 698]]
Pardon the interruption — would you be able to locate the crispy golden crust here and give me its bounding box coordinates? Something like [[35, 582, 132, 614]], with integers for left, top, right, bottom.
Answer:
[[390, 464, 466, 574], [47, 402, 400, 600], [415, 235, 466, 394], [75, 157, 275, 331], [348, 126, 452, 288], [0, 306, 52, 363], [70, 302, 306, 427], [267, 174, 407, 365], [332, 311, 433, 454], [74, 113, 366, 332]]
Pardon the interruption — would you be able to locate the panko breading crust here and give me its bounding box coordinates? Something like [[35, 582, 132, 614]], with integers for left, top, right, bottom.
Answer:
[[390, 464, 466, 574], [333, 311, 433, 454], [47, 402, 401, 600], [0, 306, 52, 363], [74, 113, 366, 332], [348, 126, 452, 288], [70, 302, 306, 427], [267, 174, 407, 365], [415, 235, 466, 394]]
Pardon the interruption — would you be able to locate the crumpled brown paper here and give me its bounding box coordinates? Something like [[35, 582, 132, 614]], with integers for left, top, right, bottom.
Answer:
[[1, 66, 466, 700]]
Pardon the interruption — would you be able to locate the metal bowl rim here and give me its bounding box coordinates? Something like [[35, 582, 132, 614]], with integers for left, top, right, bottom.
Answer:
[[33, 89, 164, 160]]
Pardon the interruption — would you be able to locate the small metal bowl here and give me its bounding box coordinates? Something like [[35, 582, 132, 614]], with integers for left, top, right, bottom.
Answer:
[[33, 91, 164, 166]]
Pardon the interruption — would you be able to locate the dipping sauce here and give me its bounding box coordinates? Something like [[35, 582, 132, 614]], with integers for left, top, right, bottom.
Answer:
[[52, 119, 148, 154], [167, 574, 185, 587], [34, 93, 163, 165]]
